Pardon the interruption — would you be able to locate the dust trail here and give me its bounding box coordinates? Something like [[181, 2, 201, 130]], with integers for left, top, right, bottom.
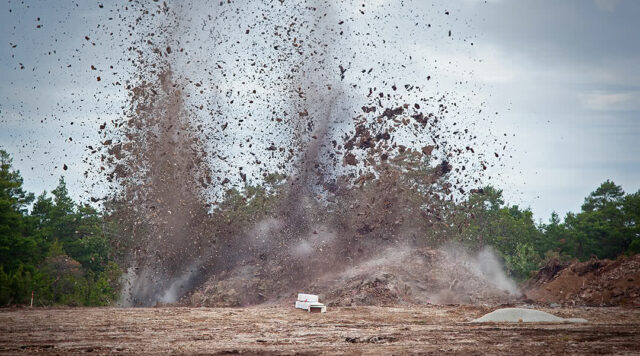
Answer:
[[112, 69, 212, 306]]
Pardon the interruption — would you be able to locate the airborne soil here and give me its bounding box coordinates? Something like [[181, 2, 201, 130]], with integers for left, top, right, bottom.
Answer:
[[1, 305, 639, 355]]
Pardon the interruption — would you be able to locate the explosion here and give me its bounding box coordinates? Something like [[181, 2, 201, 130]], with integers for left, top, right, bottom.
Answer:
[[92, 0, 512, 306]]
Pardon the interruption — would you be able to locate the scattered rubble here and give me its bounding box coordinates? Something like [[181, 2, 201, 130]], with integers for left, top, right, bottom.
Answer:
[[345, 336, 397, 344]]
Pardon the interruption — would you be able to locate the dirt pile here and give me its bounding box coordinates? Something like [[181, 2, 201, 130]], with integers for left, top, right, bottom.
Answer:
[[523, 254, 640, 306], [183, 247, 518, 307]]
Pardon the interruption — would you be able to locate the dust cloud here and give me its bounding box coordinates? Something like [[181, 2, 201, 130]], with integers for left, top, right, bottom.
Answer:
[[90, 0, 516, 306]]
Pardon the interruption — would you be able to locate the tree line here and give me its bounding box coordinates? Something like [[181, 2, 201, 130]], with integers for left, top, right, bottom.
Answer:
[[0, 150, 121, 306], [454, 183, 639, 280], [1, 148, 638, 305]]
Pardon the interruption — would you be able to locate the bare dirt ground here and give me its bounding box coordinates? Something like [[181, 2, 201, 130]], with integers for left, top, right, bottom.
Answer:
[[1, 305, 639, 355]]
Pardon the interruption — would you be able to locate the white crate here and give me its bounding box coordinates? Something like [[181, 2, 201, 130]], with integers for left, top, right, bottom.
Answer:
[[297, 293, 319, 302], [295, 293, 326, 313]]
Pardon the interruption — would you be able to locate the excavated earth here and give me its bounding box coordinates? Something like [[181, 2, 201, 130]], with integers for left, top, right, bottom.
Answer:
[[1, 305, 640, 354], [524, 254, 640, 307], [184, 248, 518, 308]]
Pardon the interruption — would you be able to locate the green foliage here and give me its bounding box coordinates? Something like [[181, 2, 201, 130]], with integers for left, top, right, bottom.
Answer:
[[628, 238, 640, 255], [622, 191, 640, 255], [564, 181, 632, 260], [0, 150, 37, 273], [0, 264, 52, 305], [456, 187, 544, 281], [0, 149, 122, 306], [86, 262, 122, 306], [537, 212, 568, 256], [582, 180, 625, 212], [503, 242, 542, 281], [458, 180, 639, 281]]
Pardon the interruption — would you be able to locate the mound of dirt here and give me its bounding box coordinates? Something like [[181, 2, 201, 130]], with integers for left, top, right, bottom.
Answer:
[[182, 248, 518, 307], [523, 254, 640, 307]]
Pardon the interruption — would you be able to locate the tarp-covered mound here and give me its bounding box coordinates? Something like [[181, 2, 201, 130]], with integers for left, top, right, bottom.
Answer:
[[523, 254, 640, 307], [471, 308, 587, 323], [182, 248, 519, 307]]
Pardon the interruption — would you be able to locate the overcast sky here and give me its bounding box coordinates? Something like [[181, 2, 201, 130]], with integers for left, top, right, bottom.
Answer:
[[1, 0, 638, 221], [466, 0, 640, 219]]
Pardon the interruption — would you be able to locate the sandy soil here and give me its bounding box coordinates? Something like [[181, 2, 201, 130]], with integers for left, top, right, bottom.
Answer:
[[1, 305, 640, 355], [524, 255, 640, 307]]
